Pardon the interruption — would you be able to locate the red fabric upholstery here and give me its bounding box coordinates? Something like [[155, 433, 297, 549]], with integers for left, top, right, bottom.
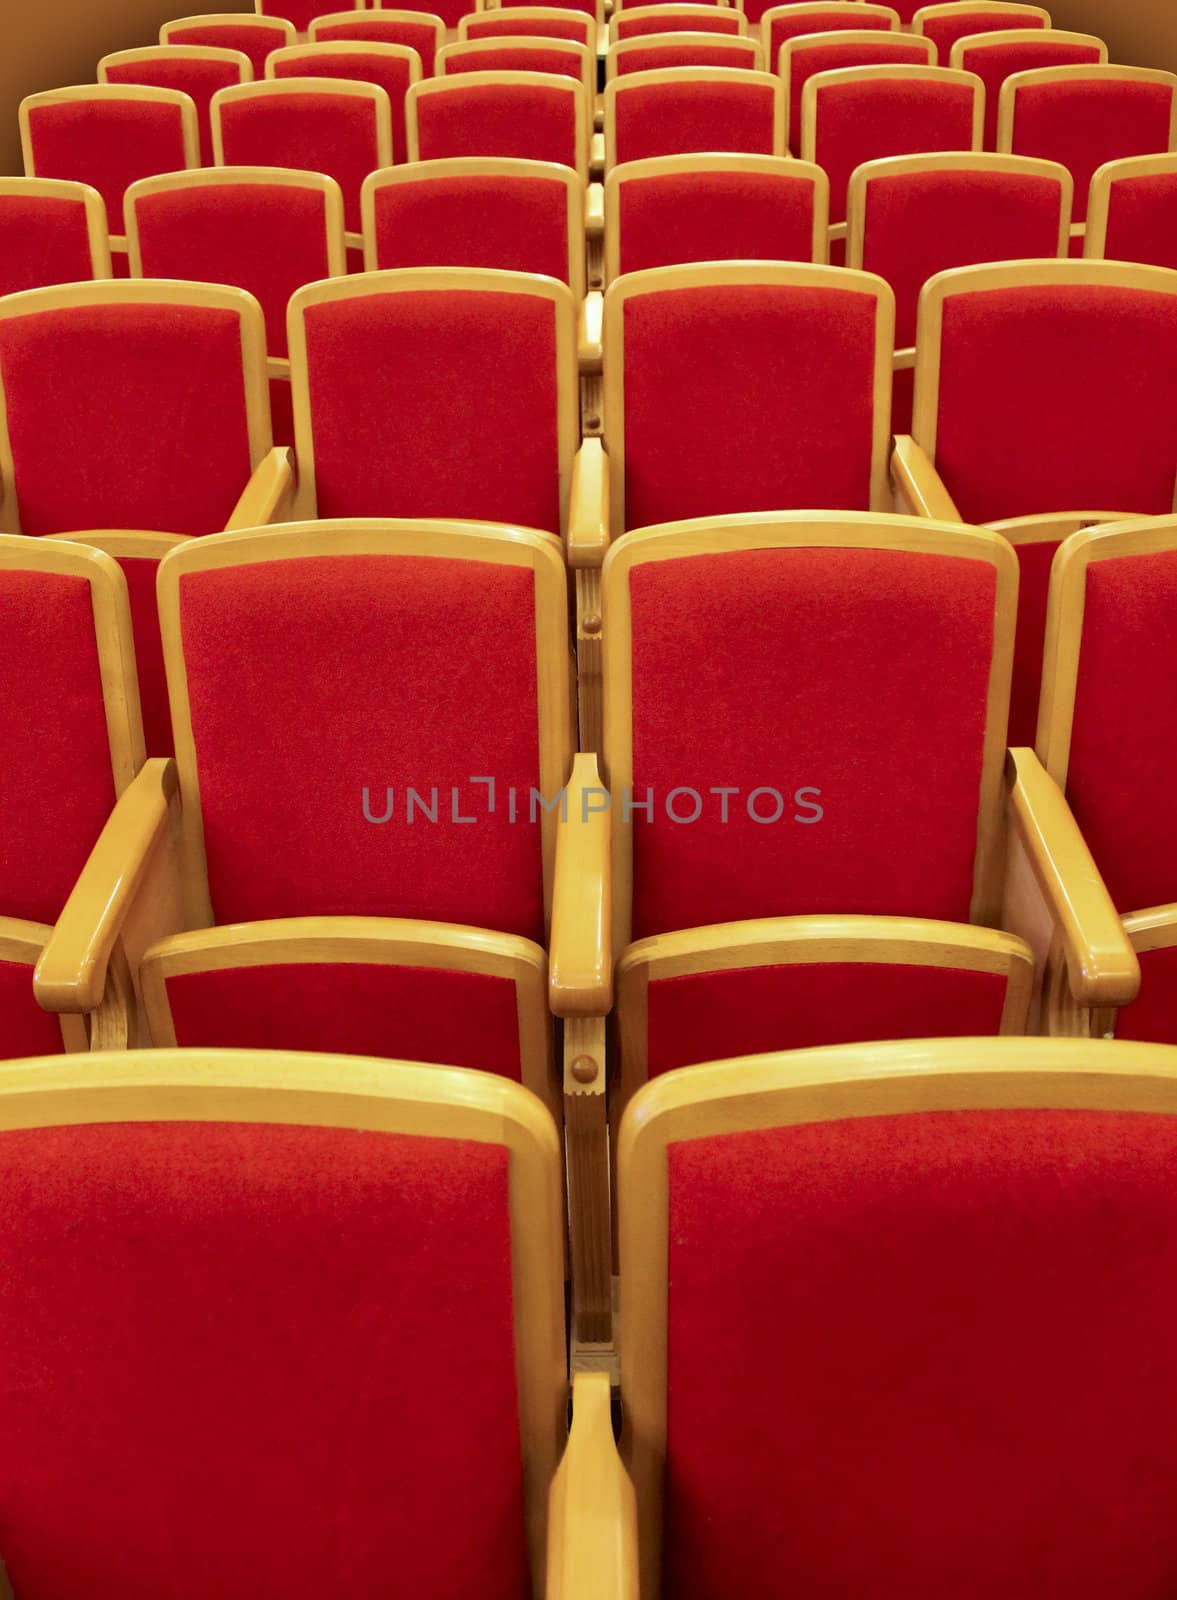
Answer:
[[812, 76, 979, 226], [1007, 77, 1177, 222], [167, 21, 289, 81], [922, 6, 1048, 63], [617, 169, 817, 273], [767, 6, 894, 76], [1006, 534, 1056, 749], [1101, 169, 1177, 270], [259, 0, 332, 30], [0, 1120, 529, 1599], [216, 89, 382, 234], [271, 49, 414, 166], [628, 547, 995, 937], [0, 572, 117, 925], [612, 78, 779, 163], [165, 961, 524, 1077], [0, 193, 98, 296], [615, 10, 743, 37], [615, 39, 760, 74], [0, 959, 64, 1060], [25, 98, 190, 233], [930, 282, 1177, 523], [103, 53, 246, 166], [133, 181, 335, 358], [786, 37, 932, 152], [1063, 549, 1177, 915], [315, 17, 441, 76], [619, 282, 880, 531], [861, 166, 1065, 345], [115, 554, 173, 759], [178, 553, 545, 939], [502, 0, 595, 18], [646, 960, 1009, 1072], [956, 36, 1107, 146], [414, 81, 580, 167], [302, 289, 561, 532], [1115, 945, 1177, 1044], [664, 1106, 1177, 1598], [444, 42, 586, 80], [0, 302, 254, 536], [468, 13, 594, 42], [369, 173, 571, 280]]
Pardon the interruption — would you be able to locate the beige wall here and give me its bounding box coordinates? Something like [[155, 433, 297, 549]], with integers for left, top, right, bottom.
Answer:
[[1, 0, 186, 174], [1041, 0, 1177, 74]]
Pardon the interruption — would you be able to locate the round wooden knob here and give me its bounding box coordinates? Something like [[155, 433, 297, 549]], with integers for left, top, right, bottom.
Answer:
[[583, 613, 602, 636], [570, 1054, 599, 1085]]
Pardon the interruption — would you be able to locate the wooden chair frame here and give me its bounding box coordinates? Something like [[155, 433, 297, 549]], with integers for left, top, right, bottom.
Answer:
[[948, 24, 1108, 73], [605, 30, 763, 78], [256, 0, 364, 23], [611, 4, 748, 43], [914, 1, 1051, 57], [603, 66, 786, 169], [465, 7, 598, 46], [1085, 151, 1177, 262], [310, 7, 447, 71], [761, 3, 900, 73], [268, 37, 425, 85], [162, 12, 298, 57], [99, 41, 256, 84], [0, 176, 113, 283], [479, 0, 607, 31], [439, 36, 598, 97], [407, 71, 592, 178], [779, 31, 935, 151]]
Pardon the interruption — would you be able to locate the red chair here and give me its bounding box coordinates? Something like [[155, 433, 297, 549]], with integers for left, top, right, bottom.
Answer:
[[256, 0, 363, 29], [914, 1, 1050, 63], [612, 4, 746, 39], [604, 68, 785, 166], [779, 31, 935, 154], [490, 0, 605, 25], [0, 178, 111, 296], [161, 13, 297, 80], [607, 32, 763, 76], [99, 45, 253, 166], [998, 65, 1177, 241], [268, 41, 421, 165], [949, 27, 1108, 147], [761, 3, 898, 84], [1086, 152, 1177, 271], [408, 73, 591, 176], [438, 37, 598, 99], [464, 5, 597, 44], [311, 9, 446, 75]]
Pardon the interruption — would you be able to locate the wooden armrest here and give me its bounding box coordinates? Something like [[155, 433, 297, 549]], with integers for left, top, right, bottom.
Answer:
[[567, 438, 610, 571], [1005, 747, 1140, 1010], [590, 130, 605, 179], [547, 1372, 638, 1600], [586, 181, 605, 240], [579, 291, 603, 374], [224, 446, 296, 532], [890, 435, 963, 523], [550, 752, 612, 1017], [35, 759, 179, 1014]]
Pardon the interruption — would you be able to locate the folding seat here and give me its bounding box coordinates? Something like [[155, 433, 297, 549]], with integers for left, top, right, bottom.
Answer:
[[893, 259, 1177, 748], [464, 5, 597, 45], [761, 3, 899, 86], [1086, 152, 1177, 271], [438, 37, 598, 102], [0, 280, 293, 757], [604, 68, 785, 166], [311, 10, 446, 76], [256, 0, 362, 30], [99, 46, 253, 166], [212, 78, 391, 248], [162, 14, 297, 80], [19, 86, 199, 259], [846, 151, 1071, 431], [268, 41, 420, 165], [408, 73, 592, 177], [554, 1035, 1177, 1599], [914, 1, 1050, 64], [0, 179, 111, 297], [998, 66, 1177, 247], [949, 28, 1107, 147], [0, 1045, 598, 1596], [779, 31, 935, 154], [611, 4, 747, 39]]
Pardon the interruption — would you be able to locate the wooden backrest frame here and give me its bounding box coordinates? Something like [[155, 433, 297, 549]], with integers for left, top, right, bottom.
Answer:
[[406, 70, 591, 174], [1086, 151, 1177, 261], [997, 63, 1177, 156], [603, 65, 786, 168], [465, 7, 597, 45], [947, 25, 1108, 73], [211, 75, 394, 171], [914, 0, 1051, 49], [606, 30, 764, 78], [0, 176, 113, 281], [99, 42, 255, 86], [779, 29, 935, 113], [310, 7, 447, 59], [438, 35, 597, 96], [162, 12, 298, 51], [800, 61, 984, 167], [612, 4, 749, 43], [761, 2, 900, 65]]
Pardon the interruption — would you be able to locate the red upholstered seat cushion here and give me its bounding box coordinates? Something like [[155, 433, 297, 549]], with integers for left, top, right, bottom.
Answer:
[[766, 6, 894, 72], [0, 1120, 529, 1599], [178, 553, 546, 939], [216, 90, 382, 234], [612, 78, 779, 164], [369, 173, 572, 280], [619, 282, 880, 530], [414, 81, 580, 168], [1100, 170, 1177, 270], [271, 50, 415, 166], [1114, 944, 1177, 1044], [0, 959, 64, 1059], [133, 182, 336, 359], [615, 39, 759, 73], [103, 54, 246, 166], [0, 572, 118, 924], [922, 7, 1048, 63], [930, 284, 1177, 524], [618, 170, 817, 273], [786, 38, 933, 152], [957, 37, 1107, 147], [24, 98, 190, 233], [316, 17, 442, 76], [302, 288, 561, 532], [165, 961, 525, 1076], [665, 1106, 1177, 1598], [628, 547, 995, 937], [812, 77, 979, 226], [167, 21, 289, 81], [445, 42, 586, 79], [0, 194, 98, 296], [0, 303, 254, 536], [615, 10, 742, 37], [1008, 78, 1177, 222], [646, 959, 1009, 1072], [1062, 548, 1177, 915]]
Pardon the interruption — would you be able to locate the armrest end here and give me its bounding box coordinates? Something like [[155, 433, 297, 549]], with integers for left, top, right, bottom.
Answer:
[[224, 446, 296, 532], [567, 438, 610, 571], [550, 753, 612, 1017], [890, 435, 963, 523], [547, 1372, 639, 1600]]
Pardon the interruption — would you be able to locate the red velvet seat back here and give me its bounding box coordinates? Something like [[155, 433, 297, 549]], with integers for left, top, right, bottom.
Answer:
[[167, 20, 290, 81], [928, 281, 1177, 523], [1006, 75, 1177, 222], [0, 191, 99, 296], [615, 38, 760, 74], [956, 34, 1106, 145], [0, 569, 118, 924], [0, 1119, 530, 1599], [922, 5, 1047, 62], [1115, 947, 1177, 1043], [617, 281, 883, 531], [617, 168, 817, 273], [103, 52, 247, 165], [444, 41, 588, 81], [664, 1105, 1177, 1598], [611, 76, 780, 163], [177, 552, 546, 937], [1099, 168, 1177, 270], [469, 12, 595, 42], [271, 48, 416, 165], [413, 79, 581, 168], [259, 0, 339, 29], [810, 73, 979, 226], [23, 97, 191, 233], [315, 15, 443, 75], [786, 36, 933, 151], [0, 961, 65, 1058], [616, 9, 743, 37], [0, 301, 255, 537], [627, 545, 995, 937], [766, 6, 894, 76], [368, 172, 572, 281]]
